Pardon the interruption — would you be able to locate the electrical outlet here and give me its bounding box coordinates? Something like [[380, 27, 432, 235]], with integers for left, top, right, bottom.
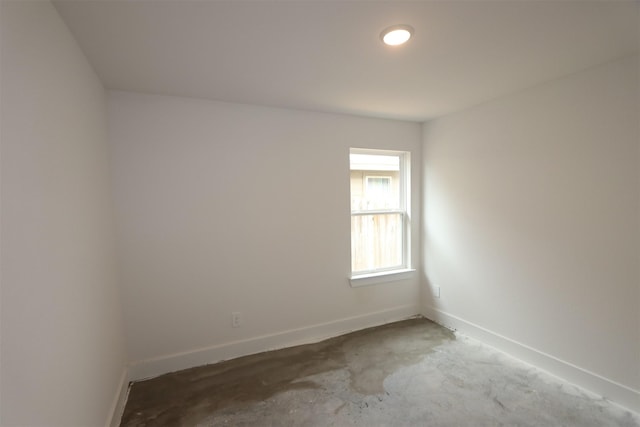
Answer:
[[232, 312, 242, 327], [435, 286, 441, 298]]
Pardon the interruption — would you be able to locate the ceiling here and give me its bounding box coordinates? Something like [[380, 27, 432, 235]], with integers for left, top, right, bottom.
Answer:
[[53, 1, 639, 122]]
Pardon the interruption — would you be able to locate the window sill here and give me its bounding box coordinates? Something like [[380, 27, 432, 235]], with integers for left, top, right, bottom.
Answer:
[[349, 268, 416, 287]]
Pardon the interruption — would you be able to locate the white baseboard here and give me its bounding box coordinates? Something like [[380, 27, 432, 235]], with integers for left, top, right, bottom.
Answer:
[[422, 305, 640, 414], [105, 367, 130, 427], [128, 304, 421, 381]]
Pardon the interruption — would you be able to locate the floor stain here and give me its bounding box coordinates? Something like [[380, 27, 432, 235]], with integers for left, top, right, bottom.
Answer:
[[120, 318, 640, 427], [342, 318, 453, 395], [121, 317, 453, 426]]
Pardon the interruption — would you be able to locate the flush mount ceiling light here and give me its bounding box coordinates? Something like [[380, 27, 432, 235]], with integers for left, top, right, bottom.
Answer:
[[380, 25, 414, 46]]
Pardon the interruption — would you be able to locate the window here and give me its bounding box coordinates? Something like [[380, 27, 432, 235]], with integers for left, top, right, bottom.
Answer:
[[350, 148, 411, 283]]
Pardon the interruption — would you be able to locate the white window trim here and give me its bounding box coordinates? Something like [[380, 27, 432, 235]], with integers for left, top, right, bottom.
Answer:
[[350, 268, 416, 287], [349, 148, 411, 285]]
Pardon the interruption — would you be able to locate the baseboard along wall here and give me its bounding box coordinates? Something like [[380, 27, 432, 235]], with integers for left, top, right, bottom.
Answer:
[[108, 303, 638, 424], [422, 305, 640, 415], [127, 304, 422, 382], [106, 368, 131, 427]]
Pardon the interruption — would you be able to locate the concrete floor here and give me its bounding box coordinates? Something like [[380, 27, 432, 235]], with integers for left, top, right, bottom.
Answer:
[[121, 318, 639, 426]]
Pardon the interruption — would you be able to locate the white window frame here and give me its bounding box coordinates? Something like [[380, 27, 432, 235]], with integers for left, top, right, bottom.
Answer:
[[349, 148, 414, 287]]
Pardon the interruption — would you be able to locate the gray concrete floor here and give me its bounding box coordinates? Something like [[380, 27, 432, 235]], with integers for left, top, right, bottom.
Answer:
[[121, 318, 639, 426]]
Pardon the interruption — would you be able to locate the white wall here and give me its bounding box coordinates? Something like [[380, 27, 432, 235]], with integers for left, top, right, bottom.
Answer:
[[422, 56, 639, 411], [1, 2, 127, 425], [108, 92, 422, 378]]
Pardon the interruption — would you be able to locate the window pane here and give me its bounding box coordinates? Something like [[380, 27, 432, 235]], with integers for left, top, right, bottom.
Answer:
[[351, 213, 403, 272]]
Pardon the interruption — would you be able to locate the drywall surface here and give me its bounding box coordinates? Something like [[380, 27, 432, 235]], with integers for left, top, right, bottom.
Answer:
[[1, 2, 127, 425], [108, 92, 422, 370], [422, 56, 639, 407]]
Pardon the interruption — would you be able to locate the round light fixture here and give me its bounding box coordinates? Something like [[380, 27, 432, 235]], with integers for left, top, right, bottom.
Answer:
[[380, 25, 414, 46]]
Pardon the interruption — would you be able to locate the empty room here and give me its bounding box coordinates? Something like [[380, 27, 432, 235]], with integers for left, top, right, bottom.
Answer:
[[1, 0, 639, 426]]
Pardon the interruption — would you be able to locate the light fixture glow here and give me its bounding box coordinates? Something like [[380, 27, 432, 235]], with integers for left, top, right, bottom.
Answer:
[[381, 25, 413, 46]]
